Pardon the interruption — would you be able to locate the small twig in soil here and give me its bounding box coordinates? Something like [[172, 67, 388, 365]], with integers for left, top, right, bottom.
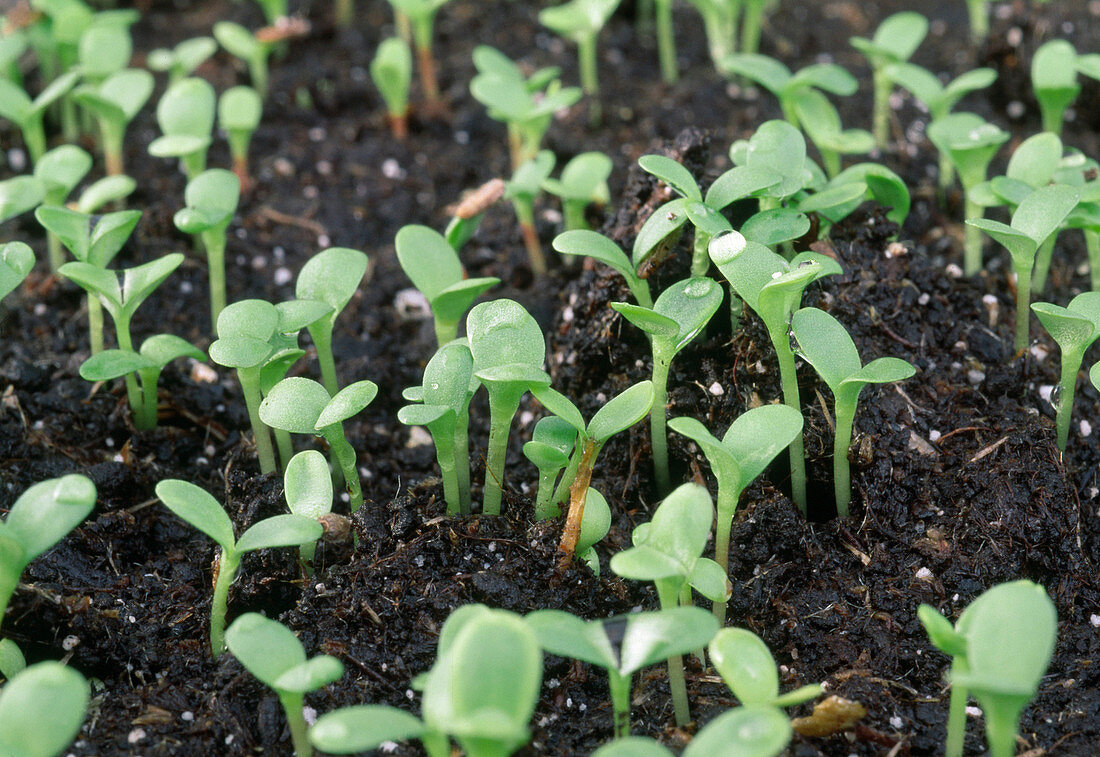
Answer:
[[255, 205, 328, 237], [967, 435, 1008, 465]]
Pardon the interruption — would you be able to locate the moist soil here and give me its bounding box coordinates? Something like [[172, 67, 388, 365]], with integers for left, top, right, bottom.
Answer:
[[2, 0, 1100, 754]]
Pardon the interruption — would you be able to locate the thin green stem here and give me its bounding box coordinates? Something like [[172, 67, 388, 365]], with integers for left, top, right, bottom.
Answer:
[[563, 200, 589, 232], [691, 231, 712, 278], [578, 37, 600, 126], [773, 337, 807, 513], [0, 569, 18, 628], [455, 408, 472, 514], [964, 197, 984, 277], [249, 55, 269, 100], [945, 659, 969, 757], [483, 388, 523, 516], [967, 0, 988, 44], [552, 443, 582, 505], [432, 427, 460, 515], [182, 152, 206, 182], [833, 399, 856, 517], [712, 481, 739, 623], [534, 470, 560, 520], [238, 367, 277, 474], [23, 119, 46, 164], [434, 318, 458, 348], [1014, 261, 1032, 352], [203, 232, 227, 328], [650, 354, 671, 494], [938, 150, 955, 206], [275, 429, 294, 470], [1031, 233, 1057, 295], [872, 67, 890, 150], [136, 367, 161, 430], [309, 324, 339, 396], [1054, 350, 1081, 451], [1086, 230, 1100, 291], [88, 297, 105, 355], [47, 233, 64, 272], [740, 0, 765, 55], [115, 318, 143, 423], [278, 691, 312, 757], [655, 579, 690, 726], [655, 0, 678, 84], [324, 428, 362, 512], [608, 670, 632, 738], [210, 550, 240, 657]]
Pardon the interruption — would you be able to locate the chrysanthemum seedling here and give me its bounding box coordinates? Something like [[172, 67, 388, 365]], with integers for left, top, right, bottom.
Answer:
[[295, 247, 369, 395], [371, 37, 412, 140], [214, 21, 273, 99], [791, 89, 874, 178], [709, 627, 822, 709], [226, 612, 344, 757], [147, 36, 217, 84], [385, 0, 451, 115], [790, 306, 915, 516], [0, 70, 78, 163], [32, 144, 90, 270], [610, 483, 729, 727], [709, 232, 840, 512], [526, 607, 719, 738], [919, 580, 1057, 757], [524, 416, 577, 519], [553, 230, 652, 307], [505, 150, 556, 275], [669, 404, 802, 621], [0, 474, 96, 628], [927, 112, 1009, 275], [849, 11, 927, 150], [1031, 40, 1081, 137], [821, 162, 910, 228], [217, 86, 261, 189], [79, 334, 203, 430], [592, 707, 792, 757], [1030, 293, 1100, 450], [0, 176, 46, 227], [394, 225, 499, 346], [543, 151, 612, 233], [155, 479, 322, 657], [966, 183, 1078, 350], [148, 77, 216, 180], [612, 277, 721, 492], [720, 53, 857, 129], [0, 242, 34, 304], [538, 0, 622, 124], [173, 168, 240, 326], [0, 661, 89, 757], [685, 0, 739, 74], [467, 299, 551, 516], [71, 68, 152, 176]]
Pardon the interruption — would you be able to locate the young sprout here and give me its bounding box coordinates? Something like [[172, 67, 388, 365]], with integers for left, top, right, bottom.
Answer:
[[385, 0, 452, 116], [283, 450, 331, 569], [295, 247, 369, 395], [610, 483, 729, 727], [0, 176, 45, 227], [0, 242, 34, 303], [226, 613, 343, 757], [791, 89, 873, 178], [684, 0, 739, 74], [148, 77, 216, 180], [147, 36, 217, 84], [173, 168, 240, 326], [1031, 40, 1080, 136], [790, 307, 915, 516], [524, 416, 577, 519], [669, 404, 802, 621], [820, 162, 910, 229], [709, 627, 822, 709], [572, 487, 611, 575], [0, 70, 79, 163], [1030, 293, 1100, 450], [965, 0, 988, 44], [155, 479, 322, 657], [543, 151, 612, 232], [79, 334, 203, 430], [966, 183, 1078, 350], [719, 53, 857, 130], [445, 177, 505, 252], [214, 21, 273, 99], [77, 22, 131, 85], [591, 709, 792, 757], [552, 230, 652, 307], [71, 68, 153, 176], [0, 662, 89, 757], [0, 474, 96, 627], [849, 11, 928, 149], [218, 86, 262, 190], [538, 0, 622, 124], [927, 112, 1010, 275], [505, 150, 556, 275], [32, 144, 91, 270], [467, 299, 551, 516], [394, 225, 499, 346], [651, 0, 677, 83], [919, 580, 1057, 757], [370, 37, 412, 140], [0, 31, 26, 86], [526, 607, 719, 738]]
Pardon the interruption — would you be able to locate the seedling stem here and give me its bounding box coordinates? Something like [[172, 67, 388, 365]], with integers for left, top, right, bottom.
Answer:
[[559, 437, 596, 570]]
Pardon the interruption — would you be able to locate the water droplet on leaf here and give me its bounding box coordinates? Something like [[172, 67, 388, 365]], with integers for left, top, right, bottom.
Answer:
[[683, 279, 715, 298], [707, 229, 747, 265]]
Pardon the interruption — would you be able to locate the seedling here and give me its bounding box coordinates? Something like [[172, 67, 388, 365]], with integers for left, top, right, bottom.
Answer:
[[385, 0, 451, 115], [0, 474, 96, 627], [651, 0, 677, 82], [592, 707, 792, 757], [467, 299, 551, 515], [445, 178, 505, 251], [32, 144, 90, 270], [394, 225, 499, 346], [526, 607, 719, 737], [155, 479, 322, 657], [79, 334, 203, 430], [77, 21, 131, 84], [927, 112, 1010, 275], [260, 378, 378, 512], [0, 638, 23, 680], [611, 483, 729, 726], [148, 77, 216, 180], [669, 404, 802, 620], [399, 340, 477, 515], [0, 176, 46, 227], [505, 150, 556, 275], [553, 230, 652, 307], [965, 0, 988, 43], [0, 70, 78, 162], [524, 416, 577, 518], [538, 0, 622, 124], [849, 11, 927, 149], [544, 151, 612, 232], [295, 247, 369, 395], [218, 86, 262, 189], [710, 627, 822, 709], [0, 242, 34, 303], [708, 232, 841, 512], [371, 37, 412, 140], [173, 168, 240, 326], [719, 53, 857, 130], [214, 21, 273, 99], [226, 613, 344, 757], [966, 183, 1078, 350], [0, 662, 89, 757], [823, 162, 910, 228], [791, 88, 874, 178], [283, 450, 332, 569], [0, 31, 26, 86], [147, 37, 217, 84], [919, 580, 1057, 757], [71, 68, 152, 176], [1032, 40, 1080, 136], [1030, 293, 1100, 449], [253, 0, 287, 25], [685, 0, 739, 74], [790, 307, 915, 516]]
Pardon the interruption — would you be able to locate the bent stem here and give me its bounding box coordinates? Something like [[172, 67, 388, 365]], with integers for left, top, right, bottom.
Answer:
[[655, 580, 690, 727], [210, 550, 240, 657]]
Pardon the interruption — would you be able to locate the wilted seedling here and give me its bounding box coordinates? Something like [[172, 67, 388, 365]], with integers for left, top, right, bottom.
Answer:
[[0, 241, 34, 303], [505, 150, 556, 275], [226, 613, 343, 757], [371, 37, 412, 140], [147, 36, 217, 84], [295, 247, 369, 394], [1030, 293, 1100, 450], [720, 53, 857, 130], [394, 225, 499, 346], [174, 168, 240, 325], [710, 627, 822, 709], [850, 11, 927, 149], [214, 21, 273, 99], [385, 0, 452, 115], [669, 404, 802, 620], [790, 306, 915, 516], [218, 86, 262, 189], [0, 661, 89, 757], [0, 70, 79, 163], [538, 0, 621, 124], [71, 68, 152, 176], [544, 151, 611, 232], [553, 230, 652, 307], [148, 77, 216, 180], [966, 183, 1078, 350], [155, 479, 322, 657], [527, 607, 719, 738], [0, 474, 96, 628], [79, 334, 203, 430]]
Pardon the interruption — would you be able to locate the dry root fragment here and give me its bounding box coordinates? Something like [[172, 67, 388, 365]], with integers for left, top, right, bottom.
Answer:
[[791, 695, 867, 737]]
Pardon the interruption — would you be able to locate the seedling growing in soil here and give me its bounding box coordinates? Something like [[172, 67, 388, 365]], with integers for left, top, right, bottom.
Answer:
[[0, 475, 96, 628], [1030, 293, 1100, 450], [709, 627, 822, 709], [592, 707, 792, 757], [467, 299, 551, 515], [310, 605, 542, 757], [849, 11, 928, 149], [0, 637, 23, 680], [226, 613, 344, 757], [394, 225, 499, 346], [148, 77, 216, 180], [214, 22, 273, 98], [543, 151, 611, 232], [0, 176, 45, 226], [684, 0, 739, 74], [669, 404, 802, 621], [72, 68, 153, 176], [506, 150, 556, 275], [709, 232, 840, 512], [295, 247, 369, 395], [385, 0, 451, 115], [965, 0, 988, 43], [966, 183, 1078, 350], [612, 278, 722, 492], [260, 377, 378, 512], [79, 334, 203, 430], [1031, 40, 1084, 136], [651, 0, 678, 82], [371, 38, 412, 140], [0, 662, 89, 757], [155, 479, 322, 657], [524, 416, 577, 518], [218, 86, 262, 189], [526, 607, 719, 738], [283, 450, 332, 569], [0, 70, 79, 163], [790, 307, 915, 516], [791, 88, 874, 178], [78, 22, 131, 85], [0, 242, 34, 303], [719, 53, 857, 131], [927, 113, 1009, 275], [919, 580, 1057, 757], [34, 144, 91, 270], [147, 36, 217, 84], [553, 229, 652, 307], [538, 0, 622, 124], [173, 168, 240, 325], [0, 32, 26, 86]]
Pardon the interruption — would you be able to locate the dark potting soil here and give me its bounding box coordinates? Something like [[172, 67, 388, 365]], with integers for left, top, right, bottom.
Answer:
[[2, 0, 1100, 754]]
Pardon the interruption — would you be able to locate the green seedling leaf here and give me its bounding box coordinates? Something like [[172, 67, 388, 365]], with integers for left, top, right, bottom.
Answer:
[[0, 638, 24, 680], [1032, 39, 1080, 134], [850, 11, 928, 63], [175, 168, 240, 232], [611, 482, 713, 582], [586, 380, 654, 443], [719, 53, 792, 94], [830, 163, 910, 226], [259, 376, 331, 433], [553, 229, 651, 306], [917, 604, 967, 658], [592, 737, 674, 757], [276, 299, 333, 333], [1006, 132, 1062, 189], [0, 242, 34, 301], [155, 479, 235, 552], [682, 706, 792, 757], [0, 176, 46, 224], [639, 154, 701, 201], [632, 196, 689, 267], [147, 36, 217, 80], [4, 474, 96, 572], [506, 150, 556, 200], [76, 175, 137, 214], [148, 76, 215, 165], [788, 62, 859, 96], [34, 144, 91, 204], [711, 628, 782, 705], [310, 706, 426, 753], [0, 662, 89, 757], [371, 37, 412, 118], [218, 86, 262, 160], [740, 209, 811, 246], [575, 486, 611, 558], [316, 380, 379, 428], [1031, 291, 1100, 449], [284, 449, 333, 520], [538, 0, 621, 42], [79, 22, 131, 79], [226, 612, 343, 693], [236, 514, 324, 553], [744, 120, 809, 198], [927, 112, 1009, 191]]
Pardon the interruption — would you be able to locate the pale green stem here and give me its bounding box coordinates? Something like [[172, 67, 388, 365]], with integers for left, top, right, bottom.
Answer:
[[967, 0, 988, 44], [1086, 230, 1100, 291], [773, 334, 807, 513], [552, 443, 582, 505], [47, 233, 64, 272], [655, 0, 678, 84], [24, 120, 46, 164], [88, 297, 105, 355], [1014, 260, 1032, 352], [712, 480, 739, 623], [945, 658, 969, 757], [434, 318, 458, 348], [655, 579, 690, 726], [238, 366, 277, 474], [534, 469, 561, 520], [691, 230, 712, 277], [210, 550, 240, 657], [455, 407, 472, 514], [115, 317, 143, 422], [278, 691, 313, 757], [432, 425, 461, 515], [983, 701, 1024, 757], [938, 150, 955, 205], [1031, 233, 1057, 294], [513, 199, 546, 275], [323, 427, 362, 512], [740, 0, 765, 55], [1055, 350, 1080, 451], [872, 66, 890, 150], [833, 399, 856, 517], [135, 367, 162, 430], [275, 429, 294, 470], [650, 353, 672, 494], [609, 670, 632, 738], [0, 567, 18, 628], [182, 152, 206, 182], [963, 197, 984, 276], [578, 36, 600, 126], [202, 230, 227, 328], [483, 388, 523, 516], [249, 55, 269, 100], [563, 200, 589, 232], [308, 324, 339, 396]]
